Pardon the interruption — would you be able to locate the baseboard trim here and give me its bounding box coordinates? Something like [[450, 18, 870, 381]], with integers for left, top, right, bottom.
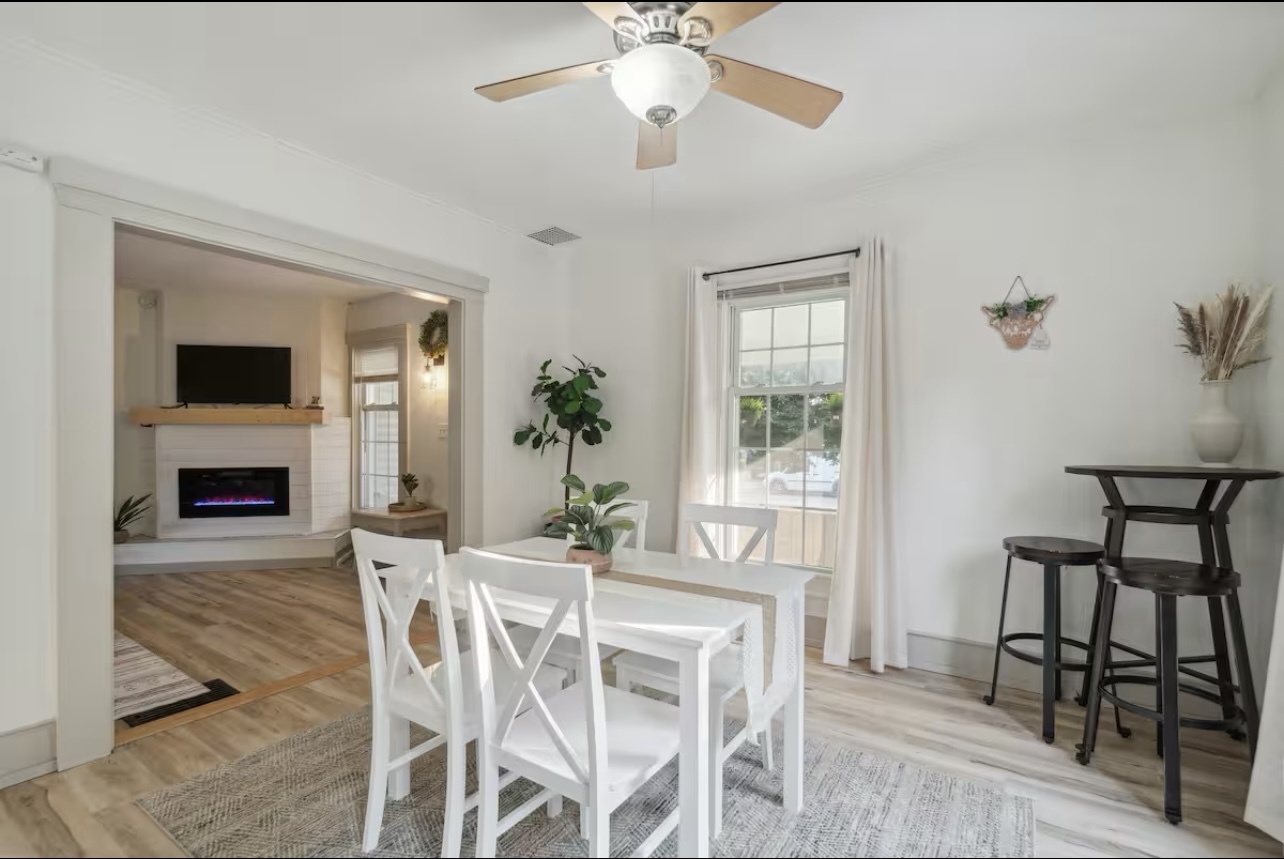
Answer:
[[115, 556, 336, 575], [0, 720, 56, 789], [804, 617, 1045, 695]]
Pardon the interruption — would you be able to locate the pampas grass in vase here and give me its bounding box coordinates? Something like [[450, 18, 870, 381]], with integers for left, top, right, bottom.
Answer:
[[1175, 283, 1273, 465]]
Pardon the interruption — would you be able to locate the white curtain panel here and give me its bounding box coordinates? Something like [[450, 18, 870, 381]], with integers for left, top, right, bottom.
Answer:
[[678, 267, 723, 526], [1246, 555, 1284, 840], [823, 239, 907, 671]]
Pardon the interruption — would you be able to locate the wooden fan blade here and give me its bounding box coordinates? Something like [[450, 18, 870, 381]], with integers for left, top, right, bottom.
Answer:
[[707, 55, 842, 129], [475, 60, 611, 102], [583, 1, 642, 29], [681, 2, 779, 43], [637, 122, 677, 170]]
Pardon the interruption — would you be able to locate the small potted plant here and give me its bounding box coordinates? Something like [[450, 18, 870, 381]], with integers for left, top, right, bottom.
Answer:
[[390, 472, 426, 512], [545, 474, 634, 575], [113, 493, 152, 544]]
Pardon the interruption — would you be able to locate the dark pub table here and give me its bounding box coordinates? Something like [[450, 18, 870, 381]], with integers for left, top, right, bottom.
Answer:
[[1065, 465, 1281, 729]]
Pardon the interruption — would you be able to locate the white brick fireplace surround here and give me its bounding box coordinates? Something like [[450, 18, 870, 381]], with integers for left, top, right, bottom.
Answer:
[[154, 419, 349, 538]]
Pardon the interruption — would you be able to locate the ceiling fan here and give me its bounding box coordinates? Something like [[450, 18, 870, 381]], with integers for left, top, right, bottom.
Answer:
[[475, 2, 843, 170]]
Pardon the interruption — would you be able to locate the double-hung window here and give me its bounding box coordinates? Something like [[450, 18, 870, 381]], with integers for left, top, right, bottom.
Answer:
[[723, 274, 848, 570], [353, 344, 402, 509]]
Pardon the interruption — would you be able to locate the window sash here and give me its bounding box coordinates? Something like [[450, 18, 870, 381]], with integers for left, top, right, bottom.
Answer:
[[720, 284, 849, 572]]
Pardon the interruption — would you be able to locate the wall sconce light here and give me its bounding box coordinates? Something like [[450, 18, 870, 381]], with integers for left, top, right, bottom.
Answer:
[[421, 355, 446, 390]]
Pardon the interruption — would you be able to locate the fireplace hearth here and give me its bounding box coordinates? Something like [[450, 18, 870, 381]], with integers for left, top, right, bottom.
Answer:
[[178, 467, 290, 518]]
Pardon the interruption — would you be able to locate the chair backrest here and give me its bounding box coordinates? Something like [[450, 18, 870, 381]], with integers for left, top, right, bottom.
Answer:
[[564, 498, 649, 550], [459, 548, 606, 798], [678, 502, 778, 564], [350, 529, 462, 729]]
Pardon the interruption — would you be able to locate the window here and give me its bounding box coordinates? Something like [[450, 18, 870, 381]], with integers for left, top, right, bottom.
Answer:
[[354, 344, 401, 509], [723, 277, 848, 570]]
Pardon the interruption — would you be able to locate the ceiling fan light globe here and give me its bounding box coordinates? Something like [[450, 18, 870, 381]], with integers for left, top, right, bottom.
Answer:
[[610, 42, 711, 126]]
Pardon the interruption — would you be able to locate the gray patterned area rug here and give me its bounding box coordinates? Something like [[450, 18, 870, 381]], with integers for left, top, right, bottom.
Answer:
[[139, 707, 1034, 858]]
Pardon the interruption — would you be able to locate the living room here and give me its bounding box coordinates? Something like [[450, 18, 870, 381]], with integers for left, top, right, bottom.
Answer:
[[110, 227, 455, 730]]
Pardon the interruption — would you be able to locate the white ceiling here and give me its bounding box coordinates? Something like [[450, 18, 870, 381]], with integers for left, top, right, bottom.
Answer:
[[8, 3, 1284, 236], [115, 228, 392, 300]]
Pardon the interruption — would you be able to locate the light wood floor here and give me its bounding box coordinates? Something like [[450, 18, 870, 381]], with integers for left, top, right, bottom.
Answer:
[[0, 569, 1277, 858], [114, 567, 436, 693]]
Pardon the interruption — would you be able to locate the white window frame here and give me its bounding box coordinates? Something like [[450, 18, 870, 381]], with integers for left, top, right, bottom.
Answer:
[[348, 325, 412, 510], [722, 283, 849, 573]]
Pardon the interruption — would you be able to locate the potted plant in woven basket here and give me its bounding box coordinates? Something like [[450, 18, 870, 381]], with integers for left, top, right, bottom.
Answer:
[[545, 474, 634, 575], [1175, 283, 1273, 465]]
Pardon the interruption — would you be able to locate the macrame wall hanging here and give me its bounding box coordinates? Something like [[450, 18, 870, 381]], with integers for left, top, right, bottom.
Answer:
[[982, 276, 1054, 350]]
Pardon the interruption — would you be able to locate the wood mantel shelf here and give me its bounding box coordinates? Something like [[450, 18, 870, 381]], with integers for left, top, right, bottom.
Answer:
[[129, 407, 325, 427]]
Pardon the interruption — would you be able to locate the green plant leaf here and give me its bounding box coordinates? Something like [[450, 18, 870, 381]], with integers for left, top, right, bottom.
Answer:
[[540, 358, 552, 373], [563, 400, 581, 414], [609, 519, 635, 531], [593, 367, 606, 378], [581, 429, 594, 445], [531, 435, 543, 450], [598, 419, 612, 432], [571, 374, 591, 394], [587, 524, 615, 554], [569, 492, 592, 506], [591, 483, 605, 505], [561, 473, 586, 492], [601, 501, 635, 517], [582, 396, 602, 414], [588, 427, 603, 445], [599, 481, 630, 504], [514, 428, 532, 445]]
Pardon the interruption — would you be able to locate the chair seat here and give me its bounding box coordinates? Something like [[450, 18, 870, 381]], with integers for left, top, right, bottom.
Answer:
[[1002, 535, 1104, 566], [507, 624, 617, 670], [499, 682, 681, 798], [390, 649, 567, 734], [1100, 557, 1240, 596], [613, 643, 747, 700]]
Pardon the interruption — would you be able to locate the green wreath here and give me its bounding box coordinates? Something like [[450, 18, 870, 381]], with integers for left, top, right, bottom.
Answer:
[[419, 309, 448, 360]]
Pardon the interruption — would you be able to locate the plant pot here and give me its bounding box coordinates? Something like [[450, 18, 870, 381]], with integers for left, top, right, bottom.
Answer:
[[114, 529, 130, 544], [1190, 379, 1245, 466], [566, 546, 612, 575]]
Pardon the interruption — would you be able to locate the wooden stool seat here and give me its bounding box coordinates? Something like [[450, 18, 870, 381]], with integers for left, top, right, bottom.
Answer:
[[1001, 536, 1104, 566], [1100, 557, 1239, 597]]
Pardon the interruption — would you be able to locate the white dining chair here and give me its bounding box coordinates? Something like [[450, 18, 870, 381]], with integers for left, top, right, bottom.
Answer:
[[351, 529, 567, 856], [508, 499, 649, 682], [613, 502, 779, 838], [460, 547, 684, 859], [678, 502, 777, 564]]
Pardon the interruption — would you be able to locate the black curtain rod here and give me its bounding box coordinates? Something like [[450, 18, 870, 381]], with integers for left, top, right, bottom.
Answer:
[[703, 247, 860, 280]]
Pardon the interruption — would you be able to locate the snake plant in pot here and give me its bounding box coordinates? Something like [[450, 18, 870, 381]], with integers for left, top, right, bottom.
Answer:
[[545, 474, 634, 575]]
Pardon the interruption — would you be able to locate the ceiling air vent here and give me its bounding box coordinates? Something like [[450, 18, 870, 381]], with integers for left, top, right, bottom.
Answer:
[[526, 226, 581, 246]]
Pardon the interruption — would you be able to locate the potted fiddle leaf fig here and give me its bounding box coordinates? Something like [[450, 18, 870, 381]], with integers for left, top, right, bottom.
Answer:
[[514, 356, 612, 506], [545, 474, 634, 575]]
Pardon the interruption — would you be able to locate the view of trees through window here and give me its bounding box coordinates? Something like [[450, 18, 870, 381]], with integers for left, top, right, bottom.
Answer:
[[726, 295, 847, 569]]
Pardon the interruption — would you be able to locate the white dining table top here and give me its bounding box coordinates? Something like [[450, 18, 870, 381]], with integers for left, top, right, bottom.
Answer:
[[483, 537, 816, 599], [434, 553, 753, 657]]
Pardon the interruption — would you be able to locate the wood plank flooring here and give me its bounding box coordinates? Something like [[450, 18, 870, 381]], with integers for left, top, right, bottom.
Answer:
[[0, 568, 1276, 857], [114, 567, 435, 693]]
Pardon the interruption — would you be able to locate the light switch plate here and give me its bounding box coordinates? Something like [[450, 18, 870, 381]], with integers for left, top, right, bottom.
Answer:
[[438, 423, 448, 440]]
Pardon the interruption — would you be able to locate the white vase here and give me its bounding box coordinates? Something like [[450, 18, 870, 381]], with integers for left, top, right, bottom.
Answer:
[[1190, 379, 1244, 466]]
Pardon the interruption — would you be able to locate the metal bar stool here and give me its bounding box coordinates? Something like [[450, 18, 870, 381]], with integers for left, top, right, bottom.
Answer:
[[983, 536, 1126, 743], [1076, 557, 1258, 825]]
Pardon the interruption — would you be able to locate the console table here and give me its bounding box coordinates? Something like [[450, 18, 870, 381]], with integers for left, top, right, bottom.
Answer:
[[351, 506, 447, 538]]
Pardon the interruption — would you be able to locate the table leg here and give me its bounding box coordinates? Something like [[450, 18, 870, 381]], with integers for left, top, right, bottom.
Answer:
[[784, 590, 805, 813], [385, 575, 412, 800], [678, 648, 710, 858], [1042, 563, 1057, 743], [1210, 480, 1245, 731]]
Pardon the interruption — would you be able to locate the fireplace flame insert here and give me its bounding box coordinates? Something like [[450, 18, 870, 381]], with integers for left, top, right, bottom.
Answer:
[[178, 467, 290, 518]]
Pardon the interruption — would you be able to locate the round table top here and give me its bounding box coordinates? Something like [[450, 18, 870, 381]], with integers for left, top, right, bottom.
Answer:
[[1065, 465, 1282, 480]]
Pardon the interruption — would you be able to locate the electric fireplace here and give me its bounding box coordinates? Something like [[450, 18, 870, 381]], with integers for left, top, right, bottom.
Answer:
[[178, 467, 290, 519]]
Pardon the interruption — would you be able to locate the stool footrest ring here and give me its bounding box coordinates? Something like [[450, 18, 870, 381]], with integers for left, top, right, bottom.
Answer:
[[999, 632, 1092, 671], [1097, 674, 1244, 733]]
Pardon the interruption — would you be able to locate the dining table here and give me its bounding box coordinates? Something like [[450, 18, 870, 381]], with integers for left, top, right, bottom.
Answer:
[[381, 536, 815, 857]]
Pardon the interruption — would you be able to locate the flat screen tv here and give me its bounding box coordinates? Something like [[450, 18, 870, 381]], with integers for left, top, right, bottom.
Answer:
[[176, 345, 292, 405]]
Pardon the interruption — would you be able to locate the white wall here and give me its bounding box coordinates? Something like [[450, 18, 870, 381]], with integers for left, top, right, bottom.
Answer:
[[568, 104, 1278, 665], [0, 34, 568, 735], [348, 292, 451, 509], [0, 167, 56, 734], [113, 286, 158, 534]]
